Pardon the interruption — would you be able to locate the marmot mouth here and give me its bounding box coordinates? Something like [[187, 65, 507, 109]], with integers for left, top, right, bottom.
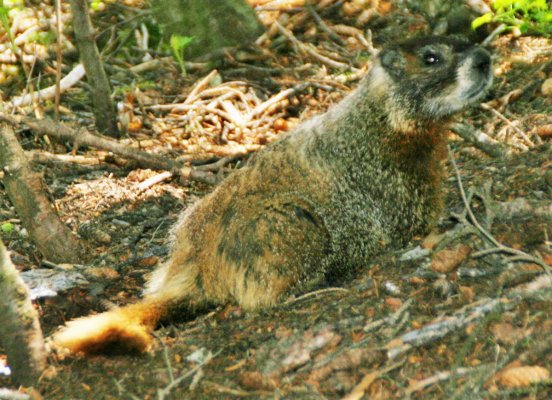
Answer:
[[464, 78, 492, 100]]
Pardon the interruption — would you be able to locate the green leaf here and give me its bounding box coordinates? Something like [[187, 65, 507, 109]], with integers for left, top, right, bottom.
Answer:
[[170, 35, 194, 52], [1, 222, 14, 234], [472, 13, 494, 29], [493, 0, 516, 13]]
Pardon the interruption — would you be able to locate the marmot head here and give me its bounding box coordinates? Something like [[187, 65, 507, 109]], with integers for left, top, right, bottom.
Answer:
[[377, 35, 492, 122]]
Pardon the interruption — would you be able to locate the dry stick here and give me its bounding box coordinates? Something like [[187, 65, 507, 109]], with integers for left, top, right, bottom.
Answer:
[[136, 171, 173, 192], [450, 122, 512, 158], [0, 240, 46, 386], [404, 366, 485, 397], [307, 4, 347, 46], [388, 275, 552, 361], [447, 146, 548, 270], [0, 123, 83, 263], [183, 70, 220, 105], [248, 82, 311, 119], [342, 361, 404, 400], [275, 21, 355, 71], [194, 153, 247, 172], [283, 287, 350, 305], [27, 150, 103, 166], [6, 64, 85, 109], [157, 351, 219, 400], [480, 103, 534, 147], [0, 114, 218, 185], [364, 299, 413, 333]]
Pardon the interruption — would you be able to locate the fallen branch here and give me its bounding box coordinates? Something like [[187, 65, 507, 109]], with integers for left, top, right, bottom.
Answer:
[[387, 274, 552, 359], [450, 122, 512, 158], [0, 114, 219, 185], [0, 241, 46, 386]]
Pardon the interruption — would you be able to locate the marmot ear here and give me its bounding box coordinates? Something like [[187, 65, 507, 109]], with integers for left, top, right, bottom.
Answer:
[[379, 48, 405, 79]]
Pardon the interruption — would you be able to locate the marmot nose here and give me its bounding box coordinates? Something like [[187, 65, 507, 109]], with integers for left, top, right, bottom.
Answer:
[[471, 48, 491, 73]]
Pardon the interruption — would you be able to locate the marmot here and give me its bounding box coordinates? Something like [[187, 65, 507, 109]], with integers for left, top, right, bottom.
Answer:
[[53, 36, 492, 354]]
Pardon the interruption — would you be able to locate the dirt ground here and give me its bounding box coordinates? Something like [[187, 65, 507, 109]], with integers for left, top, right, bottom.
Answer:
[[0, 1, 551, 399]]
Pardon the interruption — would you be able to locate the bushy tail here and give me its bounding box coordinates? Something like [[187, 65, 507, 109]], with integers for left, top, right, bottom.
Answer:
[[52, 298, 167, 355]]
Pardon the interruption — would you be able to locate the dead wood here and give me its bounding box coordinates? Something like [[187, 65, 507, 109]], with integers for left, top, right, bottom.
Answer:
[[0, 240, 46, 386], [0, 123, 83, 263], [0, 114, 219, 185], [387, 275, 552, 359], [450, 122, 511, 158], [6, 64, 85, 109]]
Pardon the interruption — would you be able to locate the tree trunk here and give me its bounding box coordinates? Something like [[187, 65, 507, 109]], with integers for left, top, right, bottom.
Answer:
[[151, 0, 264, 59], [0, 240, 46, 386], [68, 0, 119, 137], [0, 124, 83, 263]]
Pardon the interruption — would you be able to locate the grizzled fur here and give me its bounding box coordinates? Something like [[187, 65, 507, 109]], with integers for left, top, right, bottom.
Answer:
[[53, 36, 492, 354]]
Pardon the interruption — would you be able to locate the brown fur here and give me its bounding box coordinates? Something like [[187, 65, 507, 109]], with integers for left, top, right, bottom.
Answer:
[[52, 36, 492, 355]]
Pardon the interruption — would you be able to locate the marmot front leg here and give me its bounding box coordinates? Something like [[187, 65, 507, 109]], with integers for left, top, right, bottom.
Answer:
[[201, 197, 332, 310]]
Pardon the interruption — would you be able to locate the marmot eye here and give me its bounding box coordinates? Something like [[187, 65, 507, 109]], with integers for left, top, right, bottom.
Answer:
[[423, 52, 440, 65]]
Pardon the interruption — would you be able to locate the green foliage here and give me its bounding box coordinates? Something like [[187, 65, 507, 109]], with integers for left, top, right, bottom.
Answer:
[[0, 1, 15, 44], [28, 30, 56, 45], [1, 222, 14, 235], [472, 0, 552, 36], [169, 34, 194, 76]]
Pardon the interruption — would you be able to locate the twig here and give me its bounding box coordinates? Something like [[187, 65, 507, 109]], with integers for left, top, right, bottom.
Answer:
[[183, 70, 220, 105], [482, 23, 507, 47], [0, 114, 219, 185], [136, 171, 173, 192], [157, 350, 220, 400], [404, 365, 486, 397], [364, 299, 413, 332], [448, 146, 500, 247], [342, 361, 404, 400], [275, 21, 355, 71], [154, 333, 175, 383], [284, 287, 350, 305], [480, 103, 534, 147], [450, 122, 511, 158], [307, 5, 346, 46], [4, 64, 85, 109], [27, 150, 102, 166], [448, 146, 549, 270], [248, 82, 310, 118], [195, 153, 247, 172]]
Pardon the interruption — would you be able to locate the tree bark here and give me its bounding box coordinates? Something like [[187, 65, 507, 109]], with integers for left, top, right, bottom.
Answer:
[[0, 240, 46, 386], [68, 0, 119, 137], [0, 124, 83, 263]]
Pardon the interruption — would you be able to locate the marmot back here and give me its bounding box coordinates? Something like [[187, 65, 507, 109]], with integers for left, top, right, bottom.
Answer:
[[53, 36, 492, 355]]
